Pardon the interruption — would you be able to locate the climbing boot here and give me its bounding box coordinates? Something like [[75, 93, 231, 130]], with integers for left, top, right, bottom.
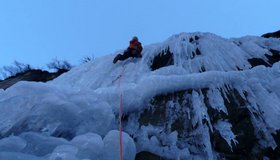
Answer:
[[113, 54, 121, 64]]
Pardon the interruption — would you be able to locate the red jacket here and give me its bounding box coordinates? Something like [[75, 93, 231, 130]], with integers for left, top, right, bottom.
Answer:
[[129, 39, 143, 52]]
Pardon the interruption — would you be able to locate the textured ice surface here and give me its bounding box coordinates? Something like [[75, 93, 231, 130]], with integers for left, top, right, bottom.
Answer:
[[0, 32, 280, 159]]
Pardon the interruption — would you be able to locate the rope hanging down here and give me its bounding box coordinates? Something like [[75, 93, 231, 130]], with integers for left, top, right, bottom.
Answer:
[[117, 63, 127, 160]]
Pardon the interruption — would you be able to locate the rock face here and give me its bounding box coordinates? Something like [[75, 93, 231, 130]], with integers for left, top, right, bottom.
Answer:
[[262, 30, 280, 38], [133, 88, 280, 159], [248, 49, 280, 67], [129, 33, 280, 159], [0, 69, 67, 90], [150, 47, 174, 71]]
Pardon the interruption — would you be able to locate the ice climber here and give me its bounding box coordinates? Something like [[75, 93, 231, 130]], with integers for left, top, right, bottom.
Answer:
[[113, 36, 143, 64]]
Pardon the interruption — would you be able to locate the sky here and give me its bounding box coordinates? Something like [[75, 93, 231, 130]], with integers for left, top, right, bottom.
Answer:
[[0, 0, 279, 70]]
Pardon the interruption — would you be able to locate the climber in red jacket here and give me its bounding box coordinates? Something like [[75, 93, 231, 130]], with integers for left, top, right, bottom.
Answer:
[[113, 36, 143, 64]]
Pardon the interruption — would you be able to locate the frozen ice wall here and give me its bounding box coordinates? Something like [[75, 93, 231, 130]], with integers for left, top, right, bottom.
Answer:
[[0, 32, 280, 159]]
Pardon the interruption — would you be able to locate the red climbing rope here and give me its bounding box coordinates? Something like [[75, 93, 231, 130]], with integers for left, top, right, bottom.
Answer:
[[117, 64, 127, 160], [119, 93, 123, 160]]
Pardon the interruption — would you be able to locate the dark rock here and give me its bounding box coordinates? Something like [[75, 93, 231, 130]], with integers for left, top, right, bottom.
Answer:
[[0, 69, 68, 90], [189, 37, 194, 43], [137, 87, 276, 159], [135, 151, 163, 160], [138, 90, 186, 127], [191, 48, 202, 60], [204, 88, 259, 159], [264, 130, 280, 159], [266, 49, 280, 65], [221, 89, 259, 159], [263, 147, 280, 160], [233, 41, 242, 46], [200, 65, 206, 73], [212, 130, 234, 156], [138, 90, 193, 135], [248, 49, 280, 68], [248, 58, 271, 67], [191, 51, 195, 58], [189, 36, 200, 45], [195, 48, 202, 55], [262, 30, 280, 38], [273, 130, 280, 147], [150, 47, 174, 71]]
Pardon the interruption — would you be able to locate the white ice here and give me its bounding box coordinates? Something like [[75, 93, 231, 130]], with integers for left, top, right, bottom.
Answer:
[[0, 32, 279, 159]]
